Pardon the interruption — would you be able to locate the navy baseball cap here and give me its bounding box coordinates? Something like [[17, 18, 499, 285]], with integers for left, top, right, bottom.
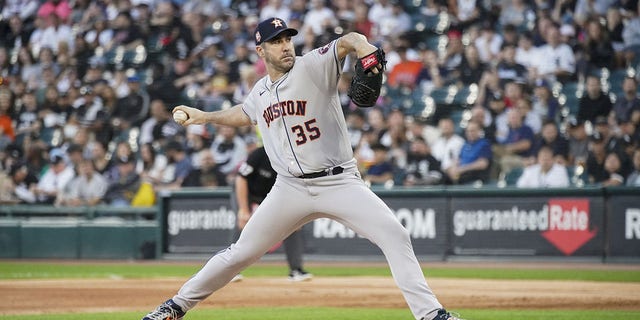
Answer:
[[254, 17, 298, 45]]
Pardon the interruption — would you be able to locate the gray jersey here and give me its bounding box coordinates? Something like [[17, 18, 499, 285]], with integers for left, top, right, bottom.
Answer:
[[243, 40, 354, 177]]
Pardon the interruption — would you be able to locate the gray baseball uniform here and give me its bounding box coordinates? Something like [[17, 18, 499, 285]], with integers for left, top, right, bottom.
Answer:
[[170, 39, 443, 320]]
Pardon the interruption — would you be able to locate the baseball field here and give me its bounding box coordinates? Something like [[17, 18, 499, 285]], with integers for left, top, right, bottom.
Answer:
[[1, 260, 640, 320]]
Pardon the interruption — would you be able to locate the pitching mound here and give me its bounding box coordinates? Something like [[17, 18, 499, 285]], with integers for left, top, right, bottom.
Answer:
[[2, 276, 639, 315]]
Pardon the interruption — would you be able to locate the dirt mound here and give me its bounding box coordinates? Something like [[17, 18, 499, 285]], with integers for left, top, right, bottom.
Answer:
[[2, 276, 639, 315]]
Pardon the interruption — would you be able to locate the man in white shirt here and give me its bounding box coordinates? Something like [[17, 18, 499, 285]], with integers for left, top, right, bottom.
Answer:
[[431, 118, 464, 171], [35, 149, 76, 204], [516, 146, 569, 188], [531, 23, 575, 83]]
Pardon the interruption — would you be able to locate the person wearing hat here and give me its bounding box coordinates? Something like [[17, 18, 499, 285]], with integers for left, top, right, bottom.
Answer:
[[112, 74, 150, 129], [586, 131, 608, 183], [34, 149, 75, 204], [567, 117, 589, 165], [104, 154, 140, 207], [612, 76, 640, 126], [144, 17, 461, 320]]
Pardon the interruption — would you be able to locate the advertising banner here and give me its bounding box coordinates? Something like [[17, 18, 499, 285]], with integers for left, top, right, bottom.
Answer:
[[164, 193, 448, 256], [304, 197, 448, 256], [607, 195, 640, 257], [450, 197, 605, 256], [165, 197, 236, 253]]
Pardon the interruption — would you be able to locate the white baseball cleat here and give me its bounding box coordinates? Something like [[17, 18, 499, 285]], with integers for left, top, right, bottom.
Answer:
[[142, 299, 185, 320], [288, 269, 313, 282], [422, 309, 464, 320]]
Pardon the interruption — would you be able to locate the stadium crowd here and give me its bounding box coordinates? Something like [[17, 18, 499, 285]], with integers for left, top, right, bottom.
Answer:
[[0, 0, 639, 206]]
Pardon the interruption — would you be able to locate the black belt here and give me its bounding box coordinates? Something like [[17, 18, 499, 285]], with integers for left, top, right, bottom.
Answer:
[[298, 166, 344, 179]]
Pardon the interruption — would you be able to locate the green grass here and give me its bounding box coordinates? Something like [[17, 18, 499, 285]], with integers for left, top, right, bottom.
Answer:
[[1, 262, 640, 282], [1, 308, 639, 320]]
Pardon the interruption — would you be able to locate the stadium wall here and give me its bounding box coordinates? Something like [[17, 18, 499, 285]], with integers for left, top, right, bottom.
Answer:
[[0, 187, 638, 260]]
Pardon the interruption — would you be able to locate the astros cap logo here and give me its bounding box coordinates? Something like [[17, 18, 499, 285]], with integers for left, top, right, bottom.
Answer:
[[271, 18, 283, 28]]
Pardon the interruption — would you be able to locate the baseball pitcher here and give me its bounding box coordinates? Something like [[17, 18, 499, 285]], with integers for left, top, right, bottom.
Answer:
[[142, 17, 460, 320]]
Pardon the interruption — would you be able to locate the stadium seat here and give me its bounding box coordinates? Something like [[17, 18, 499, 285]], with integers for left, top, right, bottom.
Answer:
[[504, 167, 523, 186]]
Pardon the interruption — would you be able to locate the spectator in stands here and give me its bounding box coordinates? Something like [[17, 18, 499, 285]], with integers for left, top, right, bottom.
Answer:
[[591, 116, 627, 157], [403, 137, 443, 186], [8, 161, 38, 204], [104, 154, 140, 207], [14, 90, 41, 146], [303, 0, 336, 36], [446, 121, 492, 184], [622, 6, 640, 65], [441, 29, 464, 74], [515, 97, 542, 135], [353, 3, 373, 38], [567, 117, 589, 166], [492, 108, 535, 179], [474, 22, 503, 64], [531, 120, 569, 165], [368, 0, 393, 32], [89, 141, 110, 175], [377, 0, 411, 39], [515, 31, 537, 69], [612, 76, 640, 126], [577, 75, 613, 124], [34, 148, 75, 204], [516, 146, 570, 188], [210, 125, 247, 186], [387, 45, 423, 89], [448, 0, 483, 30], [149, 1, 195, 60], [157, 140, 194, 189], [578, 17, 615, 78], [531, 23, 576, 84], [458, 44, 486, 86], [2, 15, 34, 58], [65, 143, 85, 171], [500, 0, 534, 30], [531, 78, 559, 123], [260, 0, 291, 24], [1, 0, 39, 24], [586, 132, 608, 183], [113, 75, 150, 129], [431, 117, 464, 173], [0, 92, 16, 148], [365, 143, 394, 186], [39, 13, 73, 55], [416, 49, 444, 91], [57, 158, 107, 206], [626, 148, 640, 186], [599, 151, 626, 186], [606, 8, 625, 57], [37, 0, 72, 23], [137, 142, 170, 185], [574, 0, 615, 24], [139, 99, 183, 145], [496, 44, 528, 86]]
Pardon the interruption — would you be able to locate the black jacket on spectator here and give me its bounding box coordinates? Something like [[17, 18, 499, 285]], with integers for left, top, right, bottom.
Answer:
[[577, 92, 612, 123]]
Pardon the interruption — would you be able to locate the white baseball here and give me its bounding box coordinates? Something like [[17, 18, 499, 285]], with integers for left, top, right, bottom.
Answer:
[[173, 110, 189, 124]]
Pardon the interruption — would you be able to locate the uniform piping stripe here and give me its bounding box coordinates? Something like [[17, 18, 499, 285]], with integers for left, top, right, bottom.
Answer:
[[274, 73, 305, 175], [332, 40, 341, 80]]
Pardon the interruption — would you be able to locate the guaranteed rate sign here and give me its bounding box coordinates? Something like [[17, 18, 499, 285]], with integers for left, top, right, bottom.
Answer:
[[451, 197, 604, 256], [305, 197, 449, 256]]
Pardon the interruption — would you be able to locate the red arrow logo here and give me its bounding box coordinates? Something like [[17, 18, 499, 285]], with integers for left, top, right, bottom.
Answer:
[[541, 228, 598, 255], [541, 199, 597, 255]]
